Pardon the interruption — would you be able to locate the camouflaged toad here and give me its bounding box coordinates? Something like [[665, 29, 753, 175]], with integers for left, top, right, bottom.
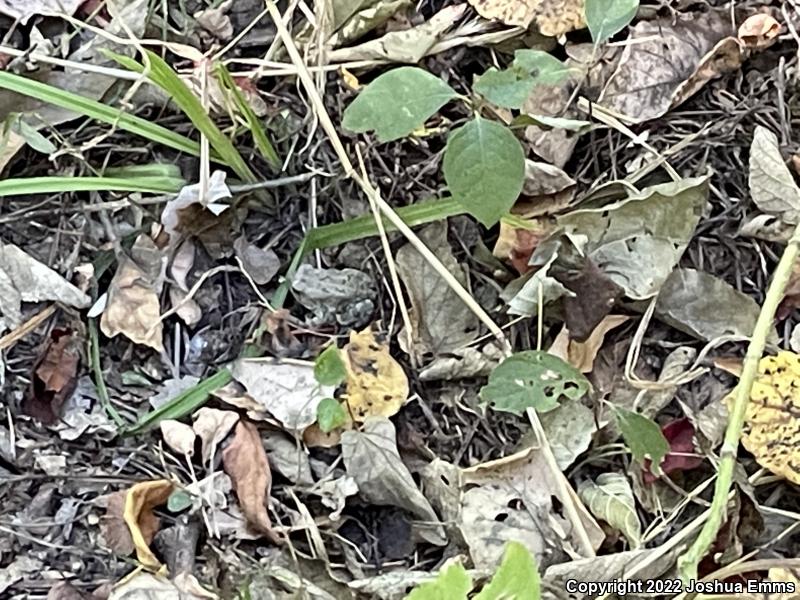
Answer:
[[291, 264, 377, 328]]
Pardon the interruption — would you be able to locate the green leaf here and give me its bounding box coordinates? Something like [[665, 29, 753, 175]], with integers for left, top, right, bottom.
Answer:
[[474, 51, 573, 110], [405, 563, 472, 600], [578, 473, 642, 547], [342, 66, 458, 142], [443, 116, 525, 227], [513, 50, 574, 85], [314, 345, 347, 386], [167, 489, 193, 513], [0, 175, 185, 197], [585, 0, 639, 44], [480, 350, 590, 415], [614, 407, 669, 468], [475, 541, 540, 600], [511, 113, 592, 132], [474, 66, 535, 110], [11, 118, 56, 154], [316, 398, 348, 433]]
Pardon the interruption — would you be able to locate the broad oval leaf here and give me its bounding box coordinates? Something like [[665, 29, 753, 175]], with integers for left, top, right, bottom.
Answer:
[[316, 397, 348, 433], [480, 350, 590, 415], [749, 125, 800, 223], [342, 67, 457, 142], [579, 473, 642, 547], [443, 117, 525, 227], [314, 344, 347, 386], [614, 407, 669, 468], [585, 0, 639, 44]]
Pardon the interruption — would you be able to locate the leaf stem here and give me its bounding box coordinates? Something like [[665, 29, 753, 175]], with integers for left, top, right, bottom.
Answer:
[[678, 224, 800, 581]]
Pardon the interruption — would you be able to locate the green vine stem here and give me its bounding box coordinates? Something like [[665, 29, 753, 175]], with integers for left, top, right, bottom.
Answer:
[[678, 225, 800, 582]]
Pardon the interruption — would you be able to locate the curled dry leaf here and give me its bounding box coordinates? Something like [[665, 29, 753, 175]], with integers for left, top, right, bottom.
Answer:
[[23, 328, 80, 424], [222, 421, 282, 544], [159, 420, 196, 457], [100, 234, 165, 352], [494, 218, 557, 275], [738, 13, 781, 50], [342, 327, 409, 422], [192, 407, 239, 463], [468, 0, 585, 36], [0, 243, 90, 327], [123, 479, 174, 569], [549, 315, 630, 373], [161, 170, 232, 241], [579, 472, 641, 547]]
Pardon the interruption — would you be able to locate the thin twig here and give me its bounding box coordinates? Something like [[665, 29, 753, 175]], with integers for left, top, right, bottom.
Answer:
[[678, 224, 800, 581]]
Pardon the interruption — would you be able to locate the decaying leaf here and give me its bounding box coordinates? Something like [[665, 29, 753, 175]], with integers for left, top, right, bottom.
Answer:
[[467, 0, 585, 36], [23, 328, 80, 424], [558, 176, 708, 299], [738, 13, 781, 50], [222, 421, 282, 543], [579, 473, 641, 547], [161, 170, 232, 240], [341, 417, 446, 545], [233, 236, 280, 286], [342, 327, 409, 421], [123, 479, 174, 569], [493, 217, 557, 275], [749, 125, 800, 224], [460, 446, 603, 570], [733, 352, 800, 485], [108, 572, 217, 600], [230, 358, 334, 431], [100, 234, 166, 352], [395, 222, 479, 361], [655, 268, 765, 342], [418, 345, 503, 381], [599, 11, 737, 124], [0, 243, 90, 327]]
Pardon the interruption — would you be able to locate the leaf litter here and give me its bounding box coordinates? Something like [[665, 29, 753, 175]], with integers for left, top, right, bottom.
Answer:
[[8, 0, 800, 598]]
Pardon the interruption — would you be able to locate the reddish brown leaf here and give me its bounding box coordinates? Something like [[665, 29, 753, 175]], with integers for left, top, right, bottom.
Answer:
[[23, 328, 80, 424], [222, 421, 282, 544], [100, 491, 134, 556], [643, 418, 704, 483]]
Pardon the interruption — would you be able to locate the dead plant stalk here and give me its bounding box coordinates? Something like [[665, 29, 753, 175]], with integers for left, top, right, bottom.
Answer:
[[678, 225, 800, 581]]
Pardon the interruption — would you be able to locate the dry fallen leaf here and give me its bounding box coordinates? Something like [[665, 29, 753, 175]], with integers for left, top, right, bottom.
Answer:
[[159, 420, 196, 457], [468, 0, 585, 36], [108, 572, 217, 600], [192, 407, 239, 463], [0, 0, 84, 24], [161, 170, 232, 241], [23, 328, 80, 424], [738, 13, 781, 50], [342, 327, 409, 422], [222, 421, 282, 544], [99, 491, 135, 557], [549, 315, 630, 373], [0, 242, 90, 327], [100, 234, 165, 352], [733, 352, 800, 485], [123, 479, 174, 569]]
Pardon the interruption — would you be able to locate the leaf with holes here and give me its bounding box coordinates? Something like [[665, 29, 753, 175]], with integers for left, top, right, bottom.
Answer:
[[443, 116, 525, 227], [585, 0, 639, 44], [342, 67, 458, 142], [480, 350, 590, 415]]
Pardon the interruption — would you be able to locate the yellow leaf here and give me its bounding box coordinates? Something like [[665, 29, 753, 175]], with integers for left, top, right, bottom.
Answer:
[[734, 351, 800, 485], [342, 327, 409, 422], [467, 0, 585, 36], [123, 479, 174, 569]]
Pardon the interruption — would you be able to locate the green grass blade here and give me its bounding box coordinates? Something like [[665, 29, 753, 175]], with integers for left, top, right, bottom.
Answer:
[[0, 71, 203, 157], [103, 163, 182, 179], [0, 175, 185, 197], [215, 63, 280, 168], [125, 368, 233, 434], [107, 49, 258, 183]]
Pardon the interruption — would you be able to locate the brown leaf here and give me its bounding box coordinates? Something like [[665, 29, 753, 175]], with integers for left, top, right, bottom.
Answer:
[[549, 315, 630, 373], [100, 234, 165, 352], [23, 328, 80, 424], [222, 421, 282, 544], [467, 0, 585, 36], [192, 407, 239, 463], [100, 491, 134, 556], [123, 479, 174, 569], [738, 13, 781, 50], [493, 218, 557, 275]]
